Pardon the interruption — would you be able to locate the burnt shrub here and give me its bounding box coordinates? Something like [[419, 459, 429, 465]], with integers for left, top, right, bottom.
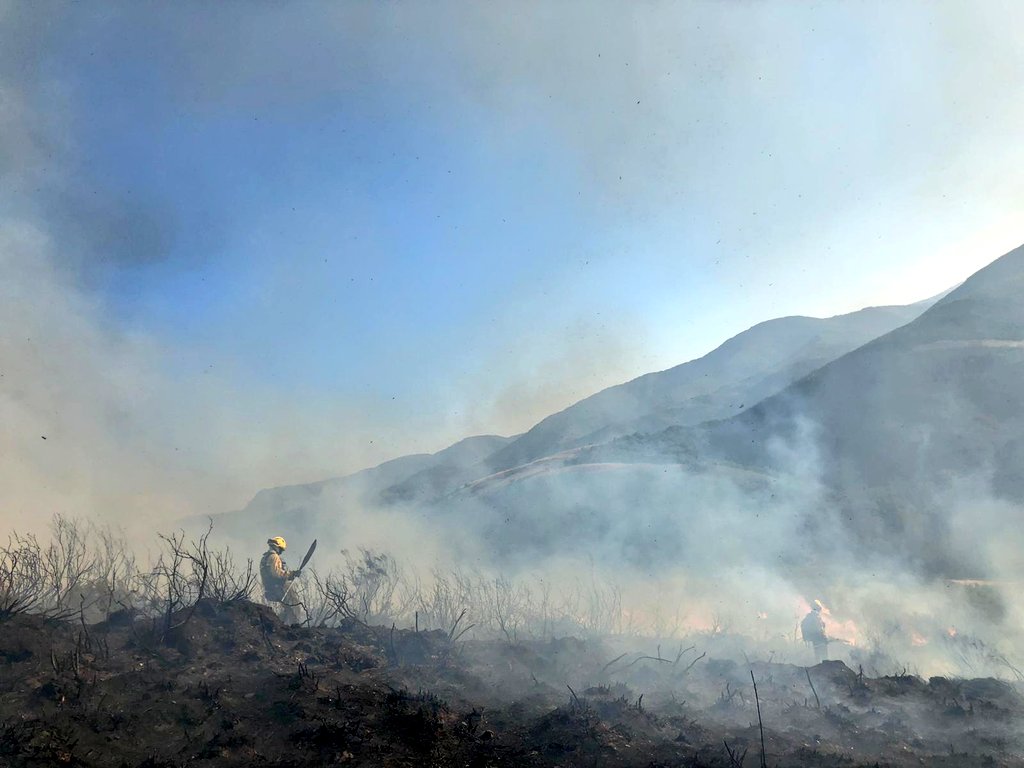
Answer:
[[383, 687, 449, 752]]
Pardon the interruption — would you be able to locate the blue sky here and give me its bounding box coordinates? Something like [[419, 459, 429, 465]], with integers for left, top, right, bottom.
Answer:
[[2, 1, 1023, 523]]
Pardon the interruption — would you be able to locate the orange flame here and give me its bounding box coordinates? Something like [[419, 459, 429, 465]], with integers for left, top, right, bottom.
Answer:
[[797, 598, 859, 646]]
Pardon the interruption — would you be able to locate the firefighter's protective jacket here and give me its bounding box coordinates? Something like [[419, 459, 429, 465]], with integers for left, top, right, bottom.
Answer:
[[260, 550, 292, 602], [800, 610, 827, 644]]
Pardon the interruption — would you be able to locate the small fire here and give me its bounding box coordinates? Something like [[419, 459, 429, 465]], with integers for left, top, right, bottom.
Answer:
[[911, 632, 929, 647], [823, 614, 859, 647], [797, 598, 860, 647], [946, 626, 958, 638], [680, 614, 718, 634]]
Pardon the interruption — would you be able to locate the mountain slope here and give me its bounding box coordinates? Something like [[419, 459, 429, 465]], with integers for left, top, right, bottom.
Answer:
[[212, 295, 937, 548], [204, 434, 512, 542], [700, 245, 1024, 482], [568, 244, 1024, 574], [211, 277, 961, 568], [408, 247, 1023, 579], [483, 301, 935, 474]]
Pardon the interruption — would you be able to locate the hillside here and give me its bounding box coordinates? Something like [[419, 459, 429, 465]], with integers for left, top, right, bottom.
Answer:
[[571, 244, 1024, 575], [693, 244, 1024, 573], [206, 434, 512, 542], [213, 297, 934, 544], [416, 247, 1024, 578], [483, 301, 935, 474], [210, 248, 1024, 585]]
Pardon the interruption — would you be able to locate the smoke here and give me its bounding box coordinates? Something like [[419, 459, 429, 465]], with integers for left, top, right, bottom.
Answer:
[[301, 382, 1024, 678], [456, 316, 650, 440], [1, 225, 166, 533], [0, 224, 397, 533], [0, 209, 650, 533], [0, 1, 667, 532], [3, 1, 1024, 680]]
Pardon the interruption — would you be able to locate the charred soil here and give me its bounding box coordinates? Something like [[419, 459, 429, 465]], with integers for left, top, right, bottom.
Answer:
[[1, 600, 1022, 767]]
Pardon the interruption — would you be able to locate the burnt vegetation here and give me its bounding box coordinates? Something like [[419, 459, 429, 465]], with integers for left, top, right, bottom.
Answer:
[[1, 518, 1024, 766]]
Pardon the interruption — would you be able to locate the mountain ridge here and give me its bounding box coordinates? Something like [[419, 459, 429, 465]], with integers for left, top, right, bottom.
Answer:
[[205, 290, 943, 545]]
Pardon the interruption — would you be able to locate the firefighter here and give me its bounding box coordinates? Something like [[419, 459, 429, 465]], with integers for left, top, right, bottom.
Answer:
[[801, 600, 829, 663], [260, 536, 301, 625]]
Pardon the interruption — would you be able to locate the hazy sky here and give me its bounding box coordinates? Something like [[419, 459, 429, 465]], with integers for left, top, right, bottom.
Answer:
[[2, 1, 1023, 525]]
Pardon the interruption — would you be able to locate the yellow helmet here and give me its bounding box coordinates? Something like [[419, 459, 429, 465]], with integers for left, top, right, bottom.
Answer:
[[267, 536, 287, 551]]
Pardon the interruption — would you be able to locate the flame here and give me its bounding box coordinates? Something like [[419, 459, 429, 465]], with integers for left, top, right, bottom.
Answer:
[[823, 615, 859, 646], [911, 632, 929, 647], [678, 614, 718, 634], [797, 598, 860, 646], [947, 626, 958, 638]]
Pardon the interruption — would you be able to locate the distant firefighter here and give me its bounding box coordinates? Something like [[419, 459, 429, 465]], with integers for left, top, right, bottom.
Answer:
[[801, 600, 829, 663], [260, 536, 301, 625]]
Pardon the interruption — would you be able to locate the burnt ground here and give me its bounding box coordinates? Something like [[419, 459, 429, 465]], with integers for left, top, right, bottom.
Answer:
[[1, 600, 1022, 767]]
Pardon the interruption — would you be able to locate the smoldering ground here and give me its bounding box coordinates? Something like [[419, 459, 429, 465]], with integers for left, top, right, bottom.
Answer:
[[190, 408, 1024, 682], [5, 408, 1024, 767], [7, 525, 1024, 768]]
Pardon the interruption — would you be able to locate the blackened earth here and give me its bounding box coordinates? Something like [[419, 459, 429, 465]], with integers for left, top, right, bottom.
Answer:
[[1, 600, 1021, 767]]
